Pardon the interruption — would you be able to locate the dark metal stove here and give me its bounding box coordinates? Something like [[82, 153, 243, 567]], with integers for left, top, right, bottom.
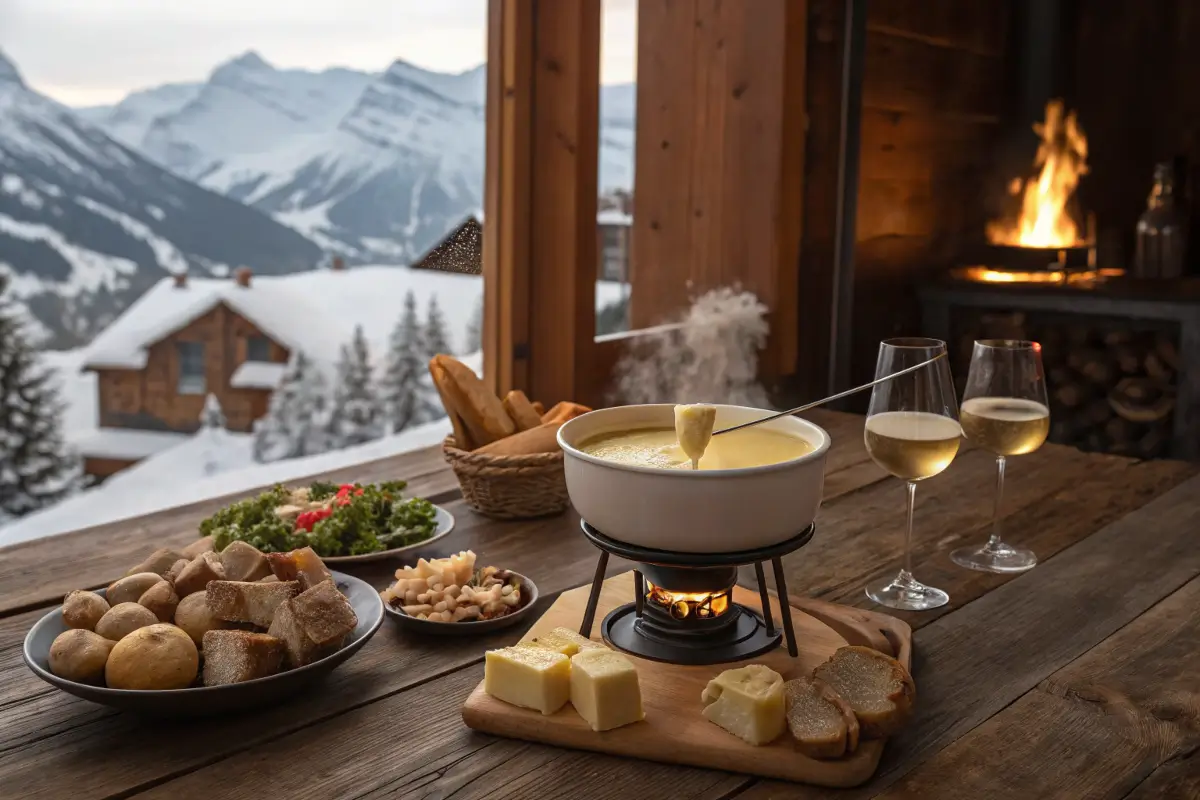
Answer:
[[577, 522, 814, 666]]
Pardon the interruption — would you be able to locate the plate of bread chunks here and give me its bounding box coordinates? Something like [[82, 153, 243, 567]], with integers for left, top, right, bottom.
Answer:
[[22, 538, 383, 716], [429, 354, 591, 519], [380, 550, 539, 635]]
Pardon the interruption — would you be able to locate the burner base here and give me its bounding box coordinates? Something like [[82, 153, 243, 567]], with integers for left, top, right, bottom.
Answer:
[[601, 602, 782, 665]]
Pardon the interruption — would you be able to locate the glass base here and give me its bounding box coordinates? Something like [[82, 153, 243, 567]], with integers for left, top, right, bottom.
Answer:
[[865, 570, 949, 611], [950, 541, 1037, 574]]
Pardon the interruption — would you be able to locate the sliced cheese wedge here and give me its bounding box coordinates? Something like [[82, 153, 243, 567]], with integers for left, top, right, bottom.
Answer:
[[701, 664, 786, 746], [530, 626, 609, 657], [484, 646, 570, 715]]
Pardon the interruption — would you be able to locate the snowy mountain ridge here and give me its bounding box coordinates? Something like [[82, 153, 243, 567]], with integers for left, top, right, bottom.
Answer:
[[0, 50, 323, 347], [82, 52, 636, 264]]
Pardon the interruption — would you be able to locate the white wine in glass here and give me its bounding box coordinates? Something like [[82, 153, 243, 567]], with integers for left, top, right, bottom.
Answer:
[[863, 338, 961, 611], [951, 340, 1050, 573]]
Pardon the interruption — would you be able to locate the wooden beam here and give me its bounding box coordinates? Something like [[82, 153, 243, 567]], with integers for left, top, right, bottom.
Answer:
[[482, 0, 534, 397], [527, 0, 601, 406]]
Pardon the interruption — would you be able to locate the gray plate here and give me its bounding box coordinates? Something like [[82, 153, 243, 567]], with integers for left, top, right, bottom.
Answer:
[[383, 572, 539, 636], [23, 571, 383, 717], [323, 504, 455, 565]]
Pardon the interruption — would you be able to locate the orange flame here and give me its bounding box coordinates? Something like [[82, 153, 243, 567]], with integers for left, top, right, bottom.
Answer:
[[646, 582, 730, 619], [987, 100, 1089, 248]]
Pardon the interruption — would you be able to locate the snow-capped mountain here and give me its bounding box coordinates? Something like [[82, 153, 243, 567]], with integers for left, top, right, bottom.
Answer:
[[84, 52, 637, 264], [75, 81, 202, 150], [0, 50, 323, 348]]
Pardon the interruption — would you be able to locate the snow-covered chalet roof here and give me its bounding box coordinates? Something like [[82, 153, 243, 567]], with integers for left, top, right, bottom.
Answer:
[[82, 265, 483, 372], [82, 265, 626, 374]]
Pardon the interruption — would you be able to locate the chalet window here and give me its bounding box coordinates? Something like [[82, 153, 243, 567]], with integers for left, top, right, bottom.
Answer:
[[176, 342, 206, 395], [246, 336, 271, 362]]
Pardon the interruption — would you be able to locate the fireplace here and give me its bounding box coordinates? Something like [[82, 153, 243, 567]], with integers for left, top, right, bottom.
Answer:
[[576, 522, 813, 666]]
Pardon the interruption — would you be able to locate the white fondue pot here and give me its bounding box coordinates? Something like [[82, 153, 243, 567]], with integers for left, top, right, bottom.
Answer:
[[557, 404, 830, 554]]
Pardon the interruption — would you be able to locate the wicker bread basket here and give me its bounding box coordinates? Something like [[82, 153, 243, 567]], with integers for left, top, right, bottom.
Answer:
[[442, 436, 569, 520]]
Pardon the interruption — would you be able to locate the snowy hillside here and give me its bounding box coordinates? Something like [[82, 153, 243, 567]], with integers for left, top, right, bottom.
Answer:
[[75, 81, 202, 150], [83, 52, 637, 265], [0, 50, 324, 348]]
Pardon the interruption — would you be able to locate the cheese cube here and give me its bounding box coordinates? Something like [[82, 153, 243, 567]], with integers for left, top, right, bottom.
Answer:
[[570, 648, 645, 732], [700, 664, 785, 745], [484, 646, 570, 715], [531, 626, 608, 657]]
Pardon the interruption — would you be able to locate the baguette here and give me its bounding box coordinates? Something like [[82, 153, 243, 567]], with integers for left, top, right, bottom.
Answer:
[[784, 675, 860, 759], [812, 645, 915, 739], [541, 401, 592, 425], [428, 359, 477, 450], [503, 390, 544, 431], [475, 421, 563, 456], [431, 355, 515, 447]]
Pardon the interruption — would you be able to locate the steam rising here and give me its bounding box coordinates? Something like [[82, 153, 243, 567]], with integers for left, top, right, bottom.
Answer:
[[611, 287, 771, 408]]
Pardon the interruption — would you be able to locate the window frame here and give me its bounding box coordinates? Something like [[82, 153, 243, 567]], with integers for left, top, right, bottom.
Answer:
[[245, 335, 271, 362]]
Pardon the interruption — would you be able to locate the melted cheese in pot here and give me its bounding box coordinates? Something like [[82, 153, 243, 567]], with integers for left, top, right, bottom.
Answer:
[[580, 427, 814, 470]]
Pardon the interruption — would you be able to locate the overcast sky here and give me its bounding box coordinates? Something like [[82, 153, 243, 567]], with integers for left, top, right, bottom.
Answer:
[[0, 0, 637, 107]]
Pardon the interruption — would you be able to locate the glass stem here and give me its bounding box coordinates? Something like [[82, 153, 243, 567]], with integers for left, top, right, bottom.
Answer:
[[988, 455, 1006, 549], [902, 481, 917, 576]]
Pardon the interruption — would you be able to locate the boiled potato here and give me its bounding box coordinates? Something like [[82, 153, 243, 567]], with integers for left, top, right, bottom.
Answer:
[[105, 624, 199, 690], [107, 573, 163, 606], [48, 629, 115, 683], [173, 592, 229, 646], [95, 602, 159, 641], [62, 590, 109, 631], [138, 580, 180, 623]]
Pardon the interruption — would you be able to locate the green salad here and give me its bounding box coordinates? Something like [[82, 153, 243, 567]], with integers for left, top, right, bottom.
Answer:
[[200, 481, 439, 557]]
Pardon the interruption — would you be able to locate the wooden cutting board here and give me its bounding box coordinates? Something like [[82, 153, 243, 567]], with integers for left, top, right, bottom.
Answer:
[[461, 571, 913, 787]]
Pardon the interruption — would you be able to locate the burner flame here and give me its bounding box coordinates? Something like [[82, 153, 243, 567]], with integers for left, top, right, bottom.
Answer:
[[645, 581, 730, 619]]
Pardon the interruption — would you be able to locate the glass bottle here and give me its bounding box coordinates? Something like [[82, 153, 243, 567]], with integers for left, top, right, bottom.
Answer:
[[1134, 163, 1187, 279]]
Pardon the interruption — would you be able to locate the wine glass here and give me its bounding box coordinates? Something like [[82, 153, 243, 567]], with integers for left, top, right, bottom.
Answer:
[[950, 339, 1050, 573], [864, 338, 961, 611]]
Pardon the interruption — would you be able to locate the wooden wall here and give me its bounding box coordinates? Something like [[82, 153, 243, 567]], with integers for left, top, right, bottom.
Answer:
[[628, 0, 806, 381], [96, 303, 285, 434], [1070, 0, 1200, 270], [800, 0, 1010, 397]]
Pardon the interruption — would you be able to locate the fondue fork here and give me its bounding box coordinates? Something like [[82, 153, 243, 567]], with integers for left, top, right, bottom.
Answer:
[[711, 352, 948, 437]]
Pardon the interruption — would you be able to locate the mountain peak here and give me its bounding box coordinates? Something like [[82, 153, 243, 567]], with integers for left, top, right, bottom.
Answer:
[[0, 50, 26, 89], [226, 51, 272, 72]]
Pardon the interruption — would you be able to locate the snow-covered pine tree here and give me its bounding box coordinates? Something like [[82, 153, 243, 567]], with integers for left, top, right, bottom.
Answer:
[[0, 275, 81, 521], [424, 295, 453, 358], [379, 290, 433, 434], [252, 351, 330, 462], [464, 295, 483, 354], [200, 393, 226, 429], [328, 326, 384, 447]]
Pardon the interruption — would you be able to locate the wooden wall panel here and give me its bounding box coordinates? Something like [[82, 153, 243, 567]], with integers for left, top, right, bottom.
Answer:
[[794, 0, 1007, 402], [629, 0, 806, 381]]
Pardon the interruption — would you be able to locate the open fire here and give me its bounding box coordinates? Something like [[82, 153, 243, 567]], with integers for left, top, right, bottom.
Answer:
[[645, 581, 731, 620], [958, 100, 1120, 286], [988, 100, 1089, 249]]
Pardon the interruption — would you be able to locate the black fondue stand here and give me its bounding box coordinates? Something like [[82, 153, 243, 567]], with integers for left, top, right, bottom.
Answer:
[[577, 521, 814, 666]]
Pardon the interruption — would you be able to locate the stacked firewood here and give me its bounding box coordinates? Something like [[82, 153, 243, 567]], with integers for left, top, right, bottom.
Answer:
[[951, 311, 1178, 459]]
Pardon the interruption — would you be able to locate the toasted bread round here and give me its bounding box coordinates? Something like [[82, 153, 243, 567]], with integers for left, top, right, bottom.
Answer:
[[784, 675, 860, 759], [812, 645, 915, 739]]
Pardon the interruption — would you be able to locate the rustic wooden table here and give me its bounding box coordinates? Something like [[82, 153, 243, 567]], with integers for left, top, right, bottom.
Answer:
[[1, 410, 1197, 799]]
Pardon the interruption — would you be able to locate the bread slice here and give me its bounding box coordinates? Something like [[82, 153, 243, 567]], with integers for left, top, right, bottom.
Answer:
[[812, 646, 915, 739], [205, 580, 301, 628], [428, 359, 477, 449], [432, 355, 515, 446], [201, 630, 286, 685], [784, 675, 860, 758], [503, 390, 544, 431], [474, 421, 563, 456], [265, 546, 333, 590]]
